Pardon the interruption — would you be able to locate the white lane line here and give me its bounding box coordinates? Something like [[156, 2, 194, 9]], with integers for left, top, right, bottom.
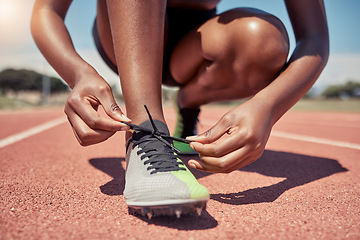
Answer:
[[0, 117, 67, 148], [194, 119, 360, 151], [279, 121, 360, 129], [270, 131, 360, 150]]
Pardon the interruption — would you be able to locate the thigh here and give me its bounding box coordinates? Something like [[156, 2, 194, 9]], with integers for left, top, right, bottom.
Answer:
[[169, 9, 246, 87], [94, 0, 118, 73], [163, 7, 217, 87]]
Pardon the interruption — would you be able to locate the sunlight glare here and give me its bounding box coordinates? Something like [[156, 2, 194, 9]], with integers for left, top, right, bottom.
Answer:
[[0, 0, 17, 22], [248, 21, 259, 31], [0, 0, 32, 48]]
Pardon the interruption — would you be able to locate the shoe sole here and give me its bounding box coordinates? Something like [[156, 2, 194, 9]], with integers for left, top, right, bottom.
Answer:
[[127, 199, 208, 219]]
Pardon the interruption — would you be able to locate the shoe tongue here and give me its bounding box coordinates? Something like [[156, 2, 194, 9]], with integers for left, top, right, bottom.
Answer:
[[131, 120, 170, 142]]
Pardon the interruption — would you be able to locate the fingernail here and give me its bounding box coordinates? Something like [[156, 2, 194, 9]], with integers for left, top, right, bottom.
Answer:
[[121, 114, 131, 122], [189, 163, 196, 169], [186, 135, 198, 140]]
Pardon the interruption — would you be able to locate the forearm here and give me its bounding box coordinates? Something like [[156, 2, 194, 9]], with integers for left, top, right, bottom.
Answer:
[[253, 0, 329, 124], [31, 2, 94, 88], [254, 36, 329, 124]]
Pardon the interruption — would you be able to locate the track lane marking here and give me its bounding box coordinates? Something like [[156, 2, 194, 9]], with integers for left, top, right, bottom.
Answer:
[[277, 120, 360, 129], [0, 117, 67, 148], [195, 119, 360, 151], [270, 131, 360, 150], [5, 114, 357, 150]]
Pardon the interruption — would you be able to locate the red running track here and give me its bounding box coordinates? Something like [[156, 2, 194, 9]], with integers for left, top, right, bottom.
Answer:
[[1, 106, 359, 239]]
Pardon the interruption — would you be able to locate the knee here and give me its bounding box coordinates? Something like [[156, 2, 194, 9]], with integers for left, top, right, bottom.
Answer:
[[242, 11, 290, 71], [221, 9, 290, 88]]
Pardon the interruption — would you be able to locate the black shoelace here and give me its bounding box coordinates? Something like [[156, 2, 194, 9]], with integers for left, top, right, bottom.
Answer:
[[123, 105, 193, 174]]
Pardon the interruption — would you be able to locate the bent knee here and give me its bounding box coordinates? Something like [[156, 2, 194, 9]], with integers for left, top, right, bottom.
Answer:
[[223, 8, 289, 65], [220, 8, 290, 90], [178, 8, 290, 101], [244, 11, 290, 72]]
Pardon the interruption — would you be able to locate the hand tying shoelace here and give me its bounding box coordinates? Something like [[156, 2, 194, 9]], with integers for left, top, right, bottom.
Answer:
[[122, 105, 194, 155]]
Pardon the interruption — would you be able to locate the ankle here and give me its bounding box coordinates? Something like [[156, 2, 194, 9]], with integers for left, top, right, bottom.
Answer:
[[125, 118, 168, 142], [126, 104, 165, 125], [130, 115, 166, 126]]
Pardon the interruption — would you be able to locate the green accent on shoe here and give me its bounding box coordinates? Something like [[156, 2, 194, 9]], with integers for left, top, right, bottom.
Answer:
[[173, 141, 198, 155], [172, 159, 210, 200]]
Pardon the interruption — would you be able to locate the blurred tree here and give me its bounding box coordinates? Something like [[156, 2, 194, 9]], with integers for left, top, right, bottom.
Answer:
[[0, 68, 69, 94], [322, 81, 360, 99]]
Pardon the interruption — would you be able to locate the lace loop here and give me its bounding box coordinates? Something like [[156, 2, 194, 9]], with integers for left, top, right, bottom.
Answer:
[[125, 105, 192, 174]]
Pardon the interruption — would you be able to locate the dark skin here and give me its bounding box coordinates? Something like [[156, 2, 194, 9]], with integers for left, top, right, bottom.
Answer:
[[31, 0, 329, 173]]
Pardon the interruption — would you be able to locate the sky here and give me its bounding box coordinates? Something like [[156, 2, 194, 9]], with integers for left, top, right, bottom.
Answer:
[[1, 0, 360, 95]]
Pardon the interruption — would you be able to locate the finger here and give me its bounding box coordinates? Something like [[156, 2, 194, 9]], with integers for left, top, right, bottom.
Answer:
[[96, 87, 131, 123], [66, 107, 115, 146], [188, 145, 253, 173], [68, 97, 129, 132], [228, 155, 259, 172], [70, 125, 116, 146], [187, 119, 232, 144], [189, 126, 247, 157]]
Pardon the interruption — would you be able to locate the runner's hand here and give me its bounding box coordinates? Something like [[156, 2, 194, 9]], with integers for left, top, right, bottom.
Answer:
[[187, 99, 273, 173], [64, 72, 131, 146]]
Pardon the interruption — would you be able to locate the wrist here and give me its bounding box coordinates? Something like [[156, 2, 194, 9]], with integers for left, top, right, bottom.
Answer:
[[71, 64, 98, 88], [247, 94, 278, 125]]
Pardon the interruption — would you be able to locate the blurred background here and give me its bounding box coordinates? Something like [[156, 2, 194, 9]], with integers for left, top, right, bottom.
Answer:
[[0, 0, 359, 111]]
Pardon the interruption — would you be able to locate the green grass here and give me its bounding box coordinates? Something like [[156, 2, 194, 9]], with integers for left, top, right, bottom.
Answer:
[[0, 95, 37, 110], [0, 92, 68, 110], [291, 99, 360, 112], [0, 94, 36, 109], [0, 95, 17, 109]]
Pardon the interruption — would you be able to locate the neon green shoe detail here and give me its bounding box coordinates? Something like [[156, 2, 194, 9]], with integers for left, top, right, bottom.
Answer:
[[173, 141, 198, 155], [172, 160, 209, 199]]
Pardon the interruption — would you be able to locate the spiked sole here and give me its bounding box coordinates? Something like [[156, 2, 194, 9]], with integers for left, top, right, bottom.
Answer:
[[127, 200, 207, 219]]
